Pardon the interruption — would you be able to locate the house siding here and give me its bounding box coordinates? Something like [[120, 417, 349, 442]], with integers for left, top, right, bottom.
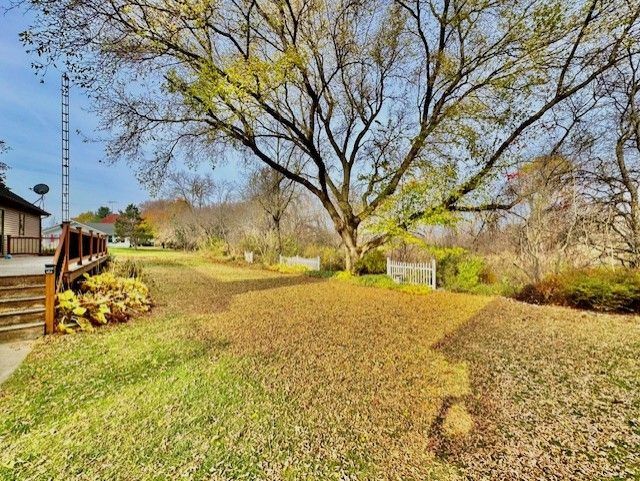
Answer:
[[0, 206, 42, 255]]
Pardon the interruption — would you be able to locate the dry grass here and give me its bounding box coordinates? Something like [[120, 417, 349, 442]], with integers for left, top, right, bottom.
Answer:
[[437, 298, 640, 480], [1, 250, 638, 480]]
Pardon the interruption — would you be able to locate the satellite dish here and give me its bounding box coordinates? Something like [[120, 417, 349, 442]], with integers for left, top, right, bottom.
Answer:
[[33, 184, 50, 195]]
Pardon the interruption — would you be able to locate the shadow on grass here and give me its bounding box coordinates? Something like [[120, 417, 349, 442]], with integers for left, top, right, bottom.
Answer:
[[151, 261, 325, 316]]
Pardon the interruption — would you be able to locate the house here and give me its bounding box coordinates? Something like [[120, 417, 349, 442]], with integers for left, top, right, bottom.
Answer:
[[85, 222, 131, 248], [0, 184, 50, 256], [42, 220, 112, 251], [43, 219, 131, 248], [86, 213, 132, 247]]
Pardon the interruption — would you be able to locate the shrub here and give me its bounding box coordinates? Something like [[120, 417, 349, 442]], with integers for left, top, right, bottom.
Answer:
[[108, 257, 146, 280], [41, 246, 56, 256], [199, 237, 229, 259], [354, 249, 386, 275], [438, 251, 485, 292], [517, 268, 640, 313], [516, 276, 564, 305], [56, 272, 152, 333], [302, 245, 345, 271]]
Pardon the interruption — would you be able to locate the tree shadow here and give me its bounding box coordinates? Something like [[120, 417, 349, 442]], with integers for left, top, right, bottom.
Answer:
[[151, 263, 325, 316]]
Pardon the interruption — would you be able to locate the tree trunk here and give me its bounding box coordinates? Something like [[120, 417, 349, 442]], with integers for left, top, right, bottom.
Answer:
[[339, 226, 364, 273], [273, 216, 283, 256], [629, 205, 640, 268]]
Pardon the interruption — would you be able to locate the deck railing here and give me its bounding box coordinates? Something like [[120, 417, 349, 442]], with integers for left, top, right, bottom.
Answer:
[[6, 235, 43, 255], [46, 222, 109, 333], [52, 222, 109, 292]]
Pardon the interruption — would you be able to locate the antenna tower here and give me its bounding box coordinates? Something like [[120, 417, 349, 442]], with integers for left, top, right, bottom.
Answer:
[[61, 73, 70, 222]]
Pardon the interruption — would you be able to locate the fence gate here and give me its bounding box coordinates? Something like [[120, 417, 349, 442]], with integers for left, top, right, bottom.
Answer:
[[386, 258, 436, 289]]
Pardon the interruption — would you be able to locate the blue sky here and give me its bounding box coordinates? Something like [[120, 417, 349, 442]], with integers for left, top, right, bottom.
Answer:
[[0, 8, 236, 225]]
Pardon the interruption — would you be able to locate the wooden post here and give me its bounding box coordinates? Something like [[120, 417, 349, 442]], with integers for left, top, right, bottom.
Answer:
[[6, 235, 11, 255], [89, 230, 94, 260], [63, 223, 70, 273], [77, 227, 83, 265], [431, 259, 436, 290], [45, 264, 55, 335]]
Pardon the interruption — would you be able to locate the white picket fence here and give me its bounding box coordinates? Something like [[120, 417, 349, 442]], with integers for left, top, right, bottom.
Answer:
[[279, 254, 321, 271], [244, 251, 254, 263], [386, 258, 436, 289]]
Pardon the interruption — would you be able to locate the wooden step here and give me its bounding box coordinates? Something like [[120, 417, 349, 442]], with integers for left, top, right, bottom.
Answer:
[[0, 275, 45, 288], [0, 284, 45, 297], [0, 308, 46, 328], [0, 321, 44, 342], [0, 296, 46, 312]]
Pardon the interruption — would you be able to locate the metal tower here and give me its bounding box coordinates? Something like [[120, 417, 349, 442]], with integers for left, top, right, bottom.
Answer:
[[61, 73, 70, 222]]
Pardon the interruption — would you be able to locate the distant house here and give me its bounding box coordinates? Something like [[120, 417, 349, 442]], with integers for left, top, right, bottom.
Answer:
[[0, 184, 50, 256], [86, 222, 131, 248], [100, 213, 120, 224], [43, 220, 130, 249]]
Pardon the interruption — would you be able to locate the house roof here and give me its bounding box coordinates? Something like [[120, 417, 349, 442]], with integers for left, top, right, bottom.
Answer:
[[86, 223, 116, 236], [0, 185, 50, 216], [43, 220, 110, 236], [100, 213, 120, 224]]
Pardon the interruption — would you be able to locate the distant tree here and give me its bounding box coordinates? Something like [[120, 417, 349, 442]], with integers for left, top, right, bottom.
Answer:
[[132, 219, 155, 247], [247, 166, 296, 255], [508, 156, 584, 282], [96, 206, 112, 220], [582, 51, 640, 268], [115, 204, 146, 248], [0, 140, 9, 187], [164, 171, 216, 210], [74, 211, 98, 223]]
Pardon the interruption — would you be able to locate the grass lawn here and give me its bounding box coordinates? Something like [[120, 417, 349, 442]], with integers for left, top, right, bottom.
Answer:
[[1, 250, 639, 480]]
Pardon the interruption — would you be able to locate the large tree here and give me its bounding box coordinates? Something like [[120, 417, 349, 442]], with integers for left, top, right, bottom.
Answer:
[[22, 0, 640, 269]]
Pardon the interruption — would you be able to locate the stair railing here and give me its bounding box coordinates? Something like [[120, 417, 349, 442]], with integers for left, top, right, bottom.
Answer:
[[45, 222, 109, 334]]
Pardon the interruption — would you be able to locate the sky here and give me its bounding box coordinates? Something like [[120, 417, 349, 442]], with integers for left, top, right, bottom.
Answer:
[[0, 7, 238, 226]]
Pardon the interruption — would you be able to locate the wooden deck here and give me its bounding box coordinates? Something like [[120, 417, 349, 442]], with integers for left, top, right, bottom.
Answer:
[[0, 254, 109, 279]]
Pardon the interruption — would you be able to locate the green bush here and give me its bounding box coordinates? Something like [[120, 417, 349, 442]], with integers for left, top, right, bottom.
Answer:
[[438, 250, 485, 292], [517, 268, 640, 313], [354, 250, 386, 275], [302, 245, 345, 271], [200, 237, 229, 259]]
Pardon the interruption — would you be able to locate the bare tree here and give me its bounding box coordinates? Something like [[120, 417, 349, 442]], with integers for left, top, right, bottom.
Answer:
[[247, 167, 297, 255], [22, 0, 640, 270], [583, 51, 640, 267], [164, 171, 216, 210], [507, 156, 584, 281]]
